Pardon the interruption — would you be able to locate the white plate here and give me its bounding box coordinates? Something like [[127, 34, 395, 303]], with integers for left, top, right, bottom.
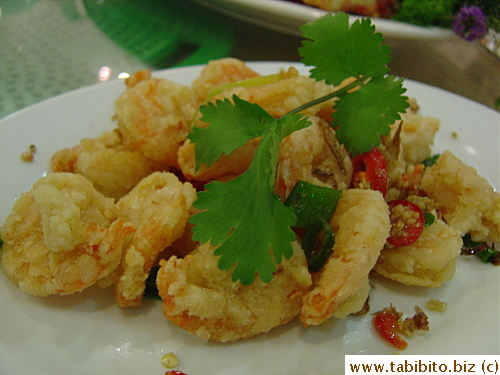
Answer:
[[0, 62, 498, 375], [191, 0, 455, 41]]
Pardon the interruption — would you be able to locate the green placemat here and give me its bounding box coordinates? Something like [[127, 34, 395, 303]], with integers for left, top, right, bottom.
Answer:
[[84, 0, 234, 68]]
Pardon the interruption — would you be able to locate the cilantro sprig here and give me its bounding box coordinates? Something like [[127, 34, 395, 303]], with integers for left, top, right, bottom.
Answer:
[[190, 112, 310, 285], [189, 95, 276, 170], [188, 12, 409, 285], [299, 13, 409, 156], [299, 12, 391, 85]]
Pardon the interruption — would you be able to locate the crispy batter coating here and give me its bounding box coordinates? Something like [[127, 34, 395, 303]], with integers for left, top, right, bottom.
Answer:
[[52, 130, 163, 199], [114, 70, 196, 167], [421, 150, 500, 242], [191, 58, 260, 105], [113, 172, 197, 307], [157, 242, 312, 342], [50, 144, 81, 173], [374, 219, 462, 288], [300, 189, 390, 326], [1, 173, 131, 296], [393, 111, 440, 165]]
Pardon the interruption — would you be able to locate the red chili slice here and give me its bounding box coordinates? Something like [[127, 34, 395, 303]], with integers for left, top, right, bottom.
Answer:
[[387, 200, 425, 247], [373, 309, 408, 350], [352, 148, 388, 197]]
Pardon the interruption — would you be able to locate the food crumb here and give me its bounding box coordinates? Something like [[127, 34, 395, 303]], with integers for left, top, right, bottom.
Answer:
[[399, 306, 429, 337], [162, 352, 179, 369], [426, 298, 447, 312], [20, 144, 37, 162], [451, 131, 458, 139]]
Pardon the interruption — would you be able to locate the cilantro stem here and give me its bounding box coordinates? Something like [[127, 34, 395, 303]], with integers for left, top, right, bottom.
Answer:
[[285, 77, 361, 118]]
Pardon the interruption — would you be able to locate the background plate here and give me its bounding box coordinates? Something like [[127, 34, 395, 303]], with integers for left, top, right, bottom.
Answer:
[[191, 0, 456, 41]]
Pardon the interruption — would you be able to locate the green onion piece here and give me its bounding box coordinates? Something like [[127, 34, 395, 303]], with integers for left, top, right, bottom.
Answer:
[[285, 181, 342, 228], [461, 234, 499, 264], [423, 154, 440, 168], [307, 222, 336, 273], [423, 212, 435, 227], [144, 266, 161, 300], [475, 247, 499, 263], [207, 73, 285, 100], [285, 181, 342, 271]]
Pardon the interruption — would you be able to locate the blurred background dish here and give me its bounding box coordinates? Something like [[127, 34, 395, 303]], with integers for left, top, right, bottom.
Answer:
[[191, 0, 456, 41], [193, 0, 499, 110]]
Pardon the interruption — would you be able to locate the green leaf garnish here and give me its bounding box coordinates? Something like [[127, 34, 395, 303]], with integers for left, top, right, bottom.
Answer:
[[188, 12, 410, 284], [190, 113, 311, 285], [423, 212, 436, 227], [297, 12, 408, 156], [188, 95, 275, 170], [299, 12, 391, 86], [333, 75, 409, 155], [423, 154, 441, 168]]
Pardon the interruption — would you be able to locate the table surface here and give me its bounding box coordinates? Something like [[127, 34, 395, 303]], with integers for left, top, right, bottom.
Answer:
[[1, 0, 499, 120]]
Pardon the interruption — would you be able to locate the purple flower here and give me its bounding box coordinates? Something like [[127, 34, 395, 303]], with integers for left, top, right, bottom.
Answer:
[[452, 6, 488, 41]]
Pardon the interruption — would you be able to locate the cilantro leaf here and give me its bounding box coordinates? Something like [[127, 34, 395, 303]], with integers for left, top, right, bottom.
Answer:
[[189, 112, 310, 285], [188, 95, 275, 170], [333, 75, 409, 155], [299, 13, 391, 86]]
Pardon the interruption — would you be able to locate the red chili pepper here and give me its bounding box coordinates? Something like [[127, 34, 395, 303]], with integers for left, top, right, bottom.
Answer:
[[352, 148, 388, 197], [387, 200, 425, 247], [373, 309, 408, 350]]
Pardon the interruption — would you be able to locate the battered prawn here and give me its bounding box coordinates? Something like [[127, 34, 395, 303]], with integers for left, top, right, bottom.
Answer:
[[421, 150, 500, 242], [1, 173, 131, 296], [300, 189, 391, 326], [51, 130, 163, 199], [208, 65, 336, 118], [177, 137, 259, 183], [382, 104, 440, 167], [276, 116, 353, 200], [114, 70, 196, 168], [374, 219, 462, 288], [179, 63, 337, 182], [114, 172, 197, 308], [156, 241, 312, 342], [190, 58, 260, 106]]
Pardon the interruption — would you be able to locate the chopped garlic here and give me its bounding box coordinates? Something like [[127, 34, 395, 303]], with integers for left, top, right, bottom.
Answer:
[[162, 352, 179, 369], [426, 298, 447, 312]]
